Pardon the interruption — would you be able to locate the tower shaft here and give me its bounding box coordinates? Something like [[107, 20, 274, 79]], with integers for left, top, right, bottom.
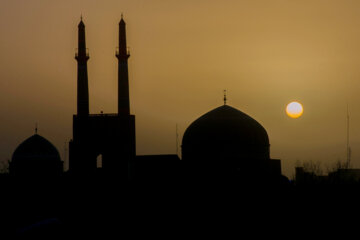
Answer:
[[75, 20, 90, 116], [116, 17, 130, 115]]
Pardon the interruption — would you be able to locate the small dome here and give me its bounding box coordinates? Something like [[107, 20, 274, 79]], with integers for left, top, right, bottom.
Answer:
[[10, 134, 62, 176], [182, 105, 270, 165], [12, 134, 61, 162]]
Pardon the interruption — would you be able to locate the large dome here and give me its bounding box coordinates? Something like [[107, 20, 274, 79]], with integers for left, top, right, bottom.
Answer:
[[10, 134, 62, 176], [182, 105, 270, 166]]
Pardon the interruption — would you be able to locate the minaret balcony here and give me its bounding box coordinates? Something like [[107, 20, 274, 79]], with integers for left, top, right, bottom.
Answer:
[[116, 47, 130, 58], [75, 48, 90, 60]]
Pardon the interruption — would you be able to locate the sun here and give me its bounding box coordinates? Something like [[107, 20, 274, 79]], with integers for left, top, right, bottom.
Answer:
[[286, 101, 303, 118]]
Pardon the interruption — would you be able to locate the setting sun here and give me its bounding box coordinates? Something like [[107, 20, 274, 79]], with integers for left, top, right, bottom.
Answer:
[[286, 101, 303, 118]]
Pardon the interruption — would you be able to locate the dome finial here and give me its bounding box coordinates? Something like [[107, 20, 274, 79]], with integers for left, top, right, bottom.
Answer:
[[223, 90, 227, 105], [35, 122, 38, 134]]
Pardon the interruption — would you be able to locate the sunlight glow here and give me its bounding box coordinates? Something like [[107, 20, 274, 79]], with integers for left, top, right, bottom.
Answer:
[[286, 101, 303, 118]]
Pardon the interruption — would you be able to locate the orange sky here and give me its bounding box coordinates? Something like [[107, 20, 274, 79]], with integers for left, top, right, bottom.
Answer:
[[1, 0, 360, 177]]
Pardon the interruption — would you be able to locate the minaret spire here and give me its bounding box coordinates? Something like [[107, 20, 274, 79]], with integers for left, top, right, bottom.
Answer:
[[116, 15, 130, 115], [75, 17, 90, 116]]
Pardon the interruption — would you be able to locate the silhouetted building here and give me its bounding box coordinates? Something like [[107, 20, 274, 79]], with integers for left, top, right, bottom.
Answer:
[[133, 155, 181, 181], [295, 167, 328, 185], [296, 166, 360, 185], [69, 17, 135, 178], [329, 169, 360, 184], [182, 104, 282, 181], [66, 17, 285, 184], [10, 133, 63, 177]]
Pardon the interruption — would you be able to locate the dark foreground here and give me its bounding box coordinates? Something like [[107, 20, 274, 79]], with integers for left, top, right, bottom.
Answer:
[[1, 176, 360, 238]]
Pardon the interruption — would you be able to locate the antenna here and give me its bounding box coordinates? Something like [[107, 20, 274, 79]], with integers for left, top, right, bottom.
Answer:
[[347, 104, 351, 169]]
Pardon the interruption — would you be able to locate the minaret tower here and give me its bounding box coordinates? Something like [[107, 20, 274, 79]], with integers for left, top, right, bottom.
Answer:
[[75, 17, 90, 116], [116, 14, 131, 115], [70, 16, 136, 179]]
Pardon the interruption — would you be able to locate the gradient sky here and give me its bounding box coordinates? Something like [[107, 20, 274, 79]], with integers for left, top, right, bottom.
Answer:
[[1, 0, 360, 178]]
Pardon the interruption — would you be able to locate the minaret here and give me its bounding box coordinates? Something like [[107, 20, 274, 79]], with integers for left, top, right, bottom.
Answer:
[[116, 14, 130, 115], [75, 17, 90, 116]]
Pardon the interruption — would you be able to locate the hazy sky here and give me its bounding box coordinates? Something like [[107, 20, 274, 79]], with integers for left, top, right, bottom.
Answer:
[[2, 0, 360, 177]]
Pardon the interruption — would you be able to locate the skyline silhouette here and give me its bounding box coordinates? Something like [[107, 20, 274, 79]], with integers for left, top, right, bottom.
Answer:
[[2, 1, 360, 179], [7, 17, 288, 184], [2, 2, 360, 237]]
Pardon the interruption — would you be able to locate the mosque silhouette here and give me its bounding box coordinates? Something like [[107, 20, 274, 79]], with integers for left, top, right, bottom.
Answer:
[[9, 16, 286, 185], [7, 16, 360, 238]]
